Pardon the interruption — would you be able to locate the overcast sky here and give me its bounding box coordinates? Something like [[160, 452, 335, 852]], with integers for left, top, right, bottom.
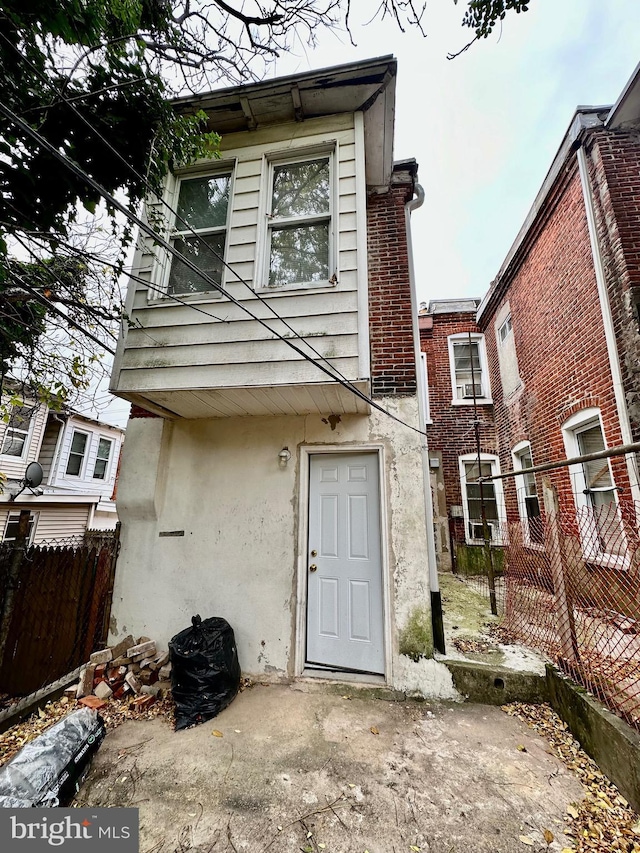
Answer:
[[97, 0, 640, 426]]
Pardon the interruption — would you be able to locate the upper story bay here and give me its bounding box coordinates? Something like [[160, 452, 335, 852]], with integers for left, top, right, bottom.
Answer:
[[110, 57, 397, 419]]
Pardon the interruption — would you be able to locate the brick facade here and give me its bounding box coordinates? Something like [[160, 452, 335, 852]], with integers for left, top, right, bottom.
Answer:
[[478, 145, 632, 522], [367, 164, 418, 397], [586, 129, 640, 443], [420, 305, 498, 569]]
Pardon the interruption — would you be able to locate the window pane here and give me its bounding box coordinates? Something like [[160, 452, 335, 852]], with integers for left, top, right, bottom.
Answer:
[[70, 432, 87, 454], [453, 342, 481, 373], [168, 233, 226, 294], [269, 223, 329, 287], [271, 159, 330, 219], [176, 175, 230, 231], [577, 424, 613, 489], [2, 432, 26, 456], [93, 439, 111, 479]]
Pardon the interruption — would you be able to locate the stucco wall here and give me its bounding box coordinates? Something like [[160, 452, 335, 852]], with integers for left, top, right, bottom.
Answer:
[[111, 397, 434, 690]]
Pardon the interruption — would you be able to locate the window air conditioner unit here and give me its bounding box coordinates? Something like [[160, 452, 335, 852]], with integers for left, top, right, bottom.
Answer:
[[470, 521, 494, 541], [463, 383, 482, 399]]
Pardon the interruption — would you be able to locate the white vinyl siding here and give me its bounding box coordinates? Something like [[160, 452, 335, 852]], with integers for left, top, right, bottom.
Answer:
[[49, 417, 123, 495], [0, 504, 91, 544], [113, 114, 363, 396], [0, 403, 48, 481]]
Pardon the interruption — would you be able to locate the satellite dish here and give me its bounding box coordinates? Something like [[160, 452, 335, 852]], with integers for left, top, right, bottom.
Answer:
[[24, 461, 44, 489]]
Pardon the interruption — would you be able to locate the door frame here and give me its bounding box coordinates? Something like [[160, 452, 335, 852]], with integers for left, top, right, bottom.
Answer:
[[294, 444, 392, 682]]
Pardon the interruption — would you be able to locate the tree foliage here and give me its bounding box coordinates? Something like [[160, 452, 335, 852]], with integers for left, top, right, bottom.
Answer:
[[0, 0, 530, 411]]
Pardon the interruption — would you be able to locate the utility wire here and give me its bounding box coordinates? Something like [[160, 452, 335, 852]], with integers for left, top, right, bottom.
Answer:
[[0, 32, 424, 429], [0, 71, 428, 437]]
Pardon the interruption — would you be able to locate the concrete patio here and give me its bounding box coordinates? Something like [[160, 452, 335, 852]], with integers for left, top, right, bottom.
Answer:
[[78, 682, 584, 852]]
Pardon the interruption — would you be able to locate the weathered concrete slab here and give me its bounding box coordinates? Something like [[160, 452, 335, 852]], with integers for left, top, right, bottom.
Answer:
[[79, 684, 583, 852]]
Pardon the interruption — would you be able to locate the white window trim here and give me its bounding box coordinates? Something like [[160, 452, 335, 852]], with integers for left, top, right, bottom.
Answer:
[[512, 440, 544, 550], [92, 436, 114, 481], [498, 313, 513, 344], [257, 145, 337, 293], [3, 511, 39, 544], [64, 429, 90, 479], [458, 453, 506, 545], [447, 333, 492, 406], [0, 406, 37, 461], [149, 161, 236, 302], [561, 408, 628, 569]]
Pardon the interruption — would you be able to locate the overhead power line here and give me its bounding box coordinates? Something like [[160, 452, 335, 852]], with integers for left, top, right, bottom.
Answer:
[[0, 66, 428, 438]]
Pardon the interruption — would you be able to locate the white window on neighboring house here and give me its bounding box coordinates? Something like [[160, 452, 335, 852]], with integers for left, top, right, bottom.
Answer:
[[3, 511, 38, 543], [166, 171, 232, 296], [458, 454, 506, 544], [264, 153, 333, 290], [512, 442, 543, 547], [498, 314, 513, 343], [66, 430, 89, 477], [1, 406, 34, 458], [447, 334, 491, 405], [92, 437, 113, 480], [562, 409, 626, 566]]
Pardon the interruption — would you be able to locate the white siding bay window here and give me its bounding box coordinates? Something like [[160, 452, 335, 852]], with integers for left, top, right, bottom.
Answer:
[[264, 152, 334, 290], [562, 409, 626, 566], [458, 454, 506, 544], [448, 334, 491, 405], [166, 170, 232, 296]]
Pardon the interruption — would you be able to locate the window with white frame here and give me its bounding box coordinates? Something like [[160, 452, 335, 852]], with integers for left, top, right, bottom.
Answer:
[[562, 409, 625, 563], [166, 171, 231, 296], [265, 154, 333, 289], [3, 511, 38, 543], [447, 334, 491, 404], [92, 437, 113, 480], [512, 442, 543, 546], [458, 454, 505, 544], [498, 314, 513, 343], [65, 430, 88, 477], [1, 406, 33, 458]]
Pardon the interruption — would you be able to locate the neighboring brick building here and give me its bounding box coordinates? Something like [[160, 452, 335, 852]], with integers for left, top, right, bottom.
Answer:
[[422, 65, 640, 577], [419, 299, 499, 571]]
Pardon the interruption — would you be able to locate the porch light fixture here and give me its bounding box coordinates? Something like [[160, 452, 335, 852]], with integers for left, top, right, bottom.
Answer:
[[278, 447, 291, 468]]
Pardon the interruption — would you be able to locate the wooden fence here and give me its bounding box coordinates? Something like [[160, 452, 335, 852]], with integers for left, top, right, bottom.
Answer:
[[0, 512, 120, 696]]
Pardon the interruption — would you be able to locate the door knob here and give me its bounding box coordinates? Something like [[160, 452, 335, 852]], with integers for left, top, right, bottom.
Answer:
[[309, 564, 317, 573], [310, 549, 317, 557]]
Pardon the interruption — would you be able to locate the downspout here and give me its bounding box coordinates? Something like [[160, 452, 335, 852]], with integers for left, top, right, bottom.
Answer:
[[576, 145, 640, 507], [405, 183, 446, 654]]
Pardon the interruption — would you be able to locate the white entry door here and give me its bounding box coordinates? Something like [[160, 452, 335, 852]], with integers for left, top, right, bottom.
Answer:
[[306, 452, 384, 674]]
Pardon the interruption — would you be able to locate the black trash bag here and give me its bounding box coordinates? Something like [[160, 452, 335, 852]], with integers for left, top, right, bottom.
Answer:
[[169, 615, 241, 731], [0, 707, 106, 808]]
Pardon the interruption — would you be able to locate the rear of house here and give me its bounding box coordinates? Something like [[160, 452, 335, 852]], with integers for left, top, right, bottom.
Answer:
[[108, 58, 443, 693]]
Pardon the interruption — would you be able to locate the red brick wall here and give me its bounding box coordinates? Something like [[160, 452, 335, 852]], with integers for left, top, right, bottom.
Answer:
[[420, 311, 498, 546], [479, 162, 630, 520], [367, 176, 417, 397], [586, 129, 640, 443]]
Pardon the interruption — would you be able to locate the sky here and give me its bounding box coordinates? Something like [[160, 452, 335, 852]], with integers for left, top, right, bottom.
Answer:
[[94, 0, 640, 426]]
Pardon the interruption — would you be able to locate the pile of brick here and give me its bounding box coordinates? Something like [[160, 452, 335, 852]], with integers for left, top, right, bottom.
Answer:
[[68, 636, 172, 712]]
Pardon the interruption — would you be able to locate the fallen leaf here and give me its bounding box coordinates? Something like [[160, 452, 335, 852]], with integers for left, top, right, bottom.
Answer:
[[518, 837, 534, 846], [234, 729, 241, 733], [566, 805, 579, 819], [307, 832, 313, 839], [187, 813, 196, 817], [318, 845, 326, 850], [517, 744, 527, 752], [277, 826, 282, 832], [543, 828, 554, 844], [410, 847, 421, 852], [212, 730, 223, 738], [370, 726, 379, 735]]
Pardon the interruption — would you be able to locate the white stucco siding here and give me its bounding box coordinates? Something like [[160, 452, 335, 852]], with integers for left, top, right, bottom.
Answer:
[[112, 114, 365, 396], [111, 398, 436, 692]]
